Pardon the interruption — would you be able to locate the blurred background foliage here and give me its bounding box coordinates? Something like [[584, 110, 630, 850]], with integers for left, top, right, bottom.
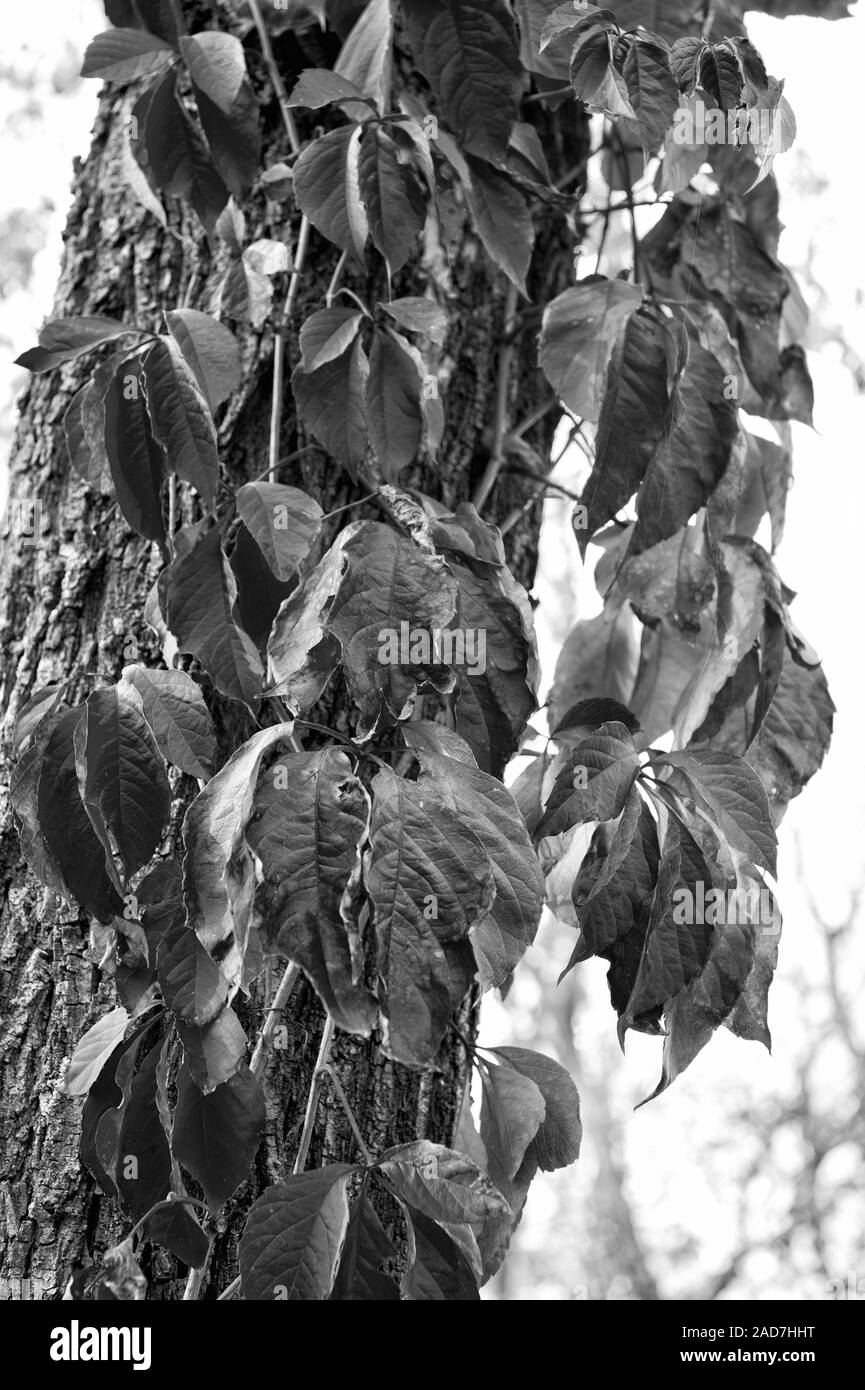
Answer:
[[0, 0, 861, 1301]]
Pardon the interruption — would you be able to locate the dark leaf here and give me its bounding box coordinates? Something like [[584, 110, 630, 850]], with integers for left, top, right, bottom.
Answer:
[[101, 350, 168, 545], [171, 1062, 266, 1211], [120, 664, 217, 780], [157, 923, 229, 1027], [292, 125, 367, 261], [37, 708, 124, 921], [116, 1042, 172, 1219], [402, 1207, 479, 1300], [491, 1047, 582, 1171], [164, 308, 241, 412], [358, 125, 426, 273], [539, 276, 643, 421], [479, 1062, 545, 1189], [537, 721, 642, 837], [177, 1007, 247, 1093], [367, 327, 424, 481], [240, 1167, 356, 1300], [233, 482, 322, 587], [182, 724, 296, 992], [148, 1201, 209, 1269], [143, 335, 220, 510], [246, 748, 377, 1035], [292, 336, 369, 479], [163, 523, 263, 707], [14, 314, 139, 373], [331, 1185, 400, 1300], [366, 766, 495, 1066], [137, 70, 228, 236], [82, 28, 176, 82], [464, 156, 534, 296], [401, 0, 522, 162]]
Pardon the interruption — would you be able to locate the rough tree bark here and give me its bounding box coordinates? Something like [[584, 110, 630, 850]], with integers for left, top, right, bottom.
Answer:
[[0, 6, 588, 1298]]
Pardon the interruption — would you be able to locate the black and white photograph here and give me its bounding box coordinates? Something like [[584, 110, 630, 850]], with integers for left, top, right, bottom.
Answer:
[[0, 0, 860, 1358]]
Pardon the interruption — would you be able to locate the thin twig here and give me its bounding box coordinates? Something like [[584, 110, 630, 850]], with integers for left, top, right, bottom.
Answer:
[[472, 282, 520, 510], [325, 251, 348, 307], [217, 1275, 241, 1302], [250, 961, 302, 1080], [293, 1015, 336, 1175]]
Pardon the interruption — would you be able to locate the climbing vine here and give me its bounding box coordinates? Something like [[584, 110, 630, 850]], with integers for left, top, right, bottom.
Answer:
[[11, 0, 837, 1300]]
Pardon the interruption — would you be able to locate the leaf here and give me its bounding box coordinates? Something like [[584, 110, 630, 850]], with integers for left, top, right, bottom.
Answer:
[[148, 1201, 209, 1269], [579, 305, 674, 555], [292, 336, 369, 479], [178, 1007, 247, 1093], [621, 36, 679, 159], [450, 558, 539, 778], [491, 1047, 582, 1171], [402, 1207, 480, 1300], [548, 607, 641, 735], [74, 686, 171, 884], [379, 1141, 511, 1230], [382, 297, 448, 346], [553, 696, 640, 740], [655, 749, 778, 875], [539, 276, 643, 422], [136, 70, 228, 236], [143, 336, 220, 511], [82, 28, 175, 82], [565, 791, 659, 964], [331, 522, 459, 733], [537, 721, 642, 837], [163, 523, 263, 707], [293, 125, 368, 262], [100, 351, 168, 546], [288, 68, 370, 110], [131, 0, 180, 45], [157, 923, 229, 1027], [164, 308, 241, 412], [479, 1062, 546, 1189], [299, 307, 365, 373], [358, 125, 426, 274], [405, 741, 545, 993], [245, 239, 291, 276], [12, 684, 67, 759], [235, 482, 322, 584], [463, 157, 535, 296], [219, 257, 274, 329], [401, 0, 522, 162], [230, 524, 295, 649], [240, 1167, 356, 1300], [120, 665, 217, 780], [181, 725, 296, 995], [62, 1008, 131, 1097], [629, 339, 739, 557], [37, 708, 124, 922], [333, 0, 393, 119], [171, 1062, 266, 1211], [80, 1030, 144, 1195], [331, 1185, 400, 1300], [699, 42, 743, 111], [266, 531, 350, 712], [116, 1042, 172, 1219], [246, 748, 377, 1035], [179, 32, 246, 113], [195, 83, 261, 202], [366, 766, 496, 1065], [367, 328, 424, 481]]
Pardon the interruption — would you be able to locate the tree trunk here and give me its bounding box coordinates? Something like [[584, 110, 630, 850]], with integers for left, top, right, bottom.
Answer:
[[0, 10, 588, 1299]]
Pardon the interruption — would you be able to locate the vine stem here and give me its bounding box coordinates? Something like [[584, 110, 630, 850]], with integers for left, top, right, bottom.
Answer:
[[293, 1014, 336, 1175], [472, 282, 519, 511], [247, 0, 301, 156], [250, 961, 301, 1080], [268, 215, 311, 483]]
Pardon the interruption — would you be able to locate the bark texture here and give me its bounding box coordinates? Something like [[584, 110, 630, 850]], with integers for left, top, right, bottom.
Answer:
[[0, 7, 588, 1298]]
